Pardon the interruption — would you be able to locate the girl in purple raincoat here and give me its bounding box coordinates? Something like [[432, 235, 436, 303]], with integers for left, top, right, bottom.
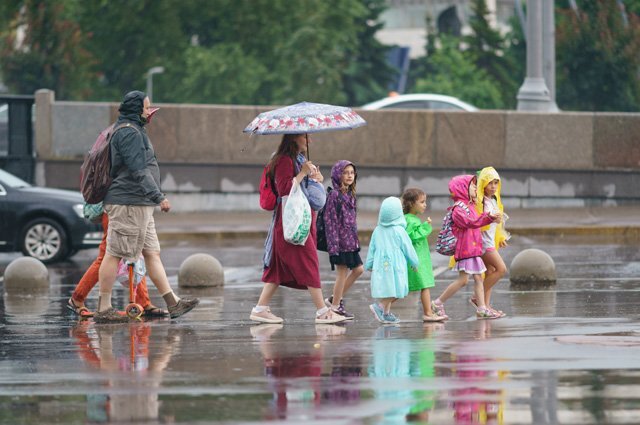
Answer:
[[323, 160, 363, 320]]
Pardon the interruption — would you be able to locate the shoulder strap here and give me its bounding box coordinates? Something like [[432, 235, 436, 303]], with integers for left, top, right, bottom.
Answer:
[[328, 187, 343, 214], [109, 122, 141, 140], [453, 201, 470, 214]]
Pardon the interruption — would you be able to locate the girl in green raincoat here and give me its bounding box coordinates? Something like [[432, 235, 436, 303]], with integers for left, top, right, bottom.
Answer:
[[401, 188, 446, 322]]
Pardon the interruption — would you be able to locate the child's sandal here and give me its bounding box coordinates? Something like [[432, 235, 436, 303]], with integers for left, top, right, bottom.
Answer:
[[476, 307, 499, 320], [423, 314, 446, 323], [489, 306, 506, 318]]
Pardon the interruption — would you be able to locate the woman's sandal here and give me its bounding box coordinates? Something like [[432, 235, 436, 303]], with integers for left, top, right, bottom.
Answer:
[[66, 298, 94, 318], [142, 305, 169, 317]]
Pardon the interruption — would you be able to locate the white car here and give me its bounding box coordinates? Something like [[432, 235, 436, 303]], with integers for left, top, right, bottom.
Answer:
[[361, 94, 478, 111]]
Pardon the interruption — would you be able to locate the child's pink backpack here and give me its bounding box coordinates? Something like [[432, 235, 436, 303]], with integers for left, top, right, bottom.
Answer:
[[435, 201, 469, 256]]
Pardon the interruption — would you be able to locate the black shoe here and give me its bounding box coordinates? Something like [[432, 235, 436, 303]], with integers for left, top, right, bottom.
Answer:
[[168, 298, 199, 319], [331, 300, 355, 320], [94, 307, 129, 323]]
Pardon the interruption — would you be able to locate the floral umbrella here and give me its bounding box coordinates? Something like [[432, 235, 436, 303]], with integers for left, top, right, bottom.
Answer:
[[243, 101, 367, 135]]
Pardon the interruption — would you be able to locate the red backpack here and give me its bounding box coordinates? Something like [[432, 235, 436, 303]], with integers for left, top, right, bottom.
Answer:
[[259, 163, 277, 211], [79, 122, 138, 204]]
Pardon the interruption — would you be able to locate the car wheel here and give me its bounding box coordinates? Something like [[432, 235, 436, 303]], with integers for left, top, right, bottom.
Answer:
[[20, 218, 69, 264]]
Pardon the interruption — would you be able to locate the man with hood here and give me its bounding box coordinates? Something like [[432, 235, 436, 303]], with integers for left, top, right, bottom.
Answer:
[[95, 91, 198, 322]]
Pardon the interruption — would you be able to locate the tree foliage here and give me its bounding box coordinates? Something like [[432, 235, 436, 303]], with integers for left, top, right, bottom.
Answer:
[[413, 36, 503, 109], [0, 0, 390, 106], [556, 0, 640, 111], [464, 0, 519, 108], [412, 0, 510, 109], [341, 0, 395, 106], [0, 1, 94, 98]]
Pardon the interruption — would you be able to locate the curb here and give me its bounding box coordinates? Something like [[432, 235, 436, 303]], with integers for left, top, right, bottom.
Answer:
[[158, 226, 640, 243]]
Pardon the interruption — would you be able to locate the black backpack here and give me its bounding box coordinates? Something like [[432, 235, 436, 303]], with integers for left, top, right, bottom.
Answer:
[[316, 187, 341, 252]]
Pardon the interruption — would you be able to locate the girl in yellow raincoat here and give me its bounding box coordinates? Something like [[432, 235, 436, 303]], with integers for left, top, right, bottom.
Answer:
[[471, 167, 510, 317]]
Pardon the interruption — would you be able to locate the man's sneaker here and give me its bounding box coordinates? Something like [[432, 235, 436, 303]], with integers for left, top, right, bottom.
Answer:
[[324, 296, 333, 308], [369, 303, 385, 323], [168, 298, 199, 319], [315, 310, 348, 324], [250, 307, 284, 324], [331, 300, 355, 320], [431, 300, 449, 319], [383, 312, 400, 324], [94, 307, 129, 323]]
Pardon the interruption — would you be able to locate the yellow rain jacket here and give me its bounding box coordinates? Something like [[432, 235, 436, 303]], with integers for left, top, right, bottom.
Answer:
[[476, 166, 509, 248]]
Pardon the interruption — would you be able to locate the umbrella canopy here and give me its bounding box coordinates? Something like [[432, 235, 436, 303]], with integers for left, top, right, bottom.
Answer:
[[243, 101, 367, 135]]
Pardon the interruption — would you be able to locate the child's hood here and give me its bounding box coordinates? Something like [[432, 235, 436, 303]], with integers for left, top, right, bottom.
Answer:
[[377, 196, 406, 227], [449, 175, 475, 202], [331, 160, 356, 189], [477, 166, 502, 208]]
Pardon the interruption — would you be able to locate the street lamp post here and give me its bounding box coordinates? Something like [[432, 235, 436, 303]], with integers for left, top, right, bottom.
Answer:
[[517, 0, 558, 112], [145, 66, 165, 102]]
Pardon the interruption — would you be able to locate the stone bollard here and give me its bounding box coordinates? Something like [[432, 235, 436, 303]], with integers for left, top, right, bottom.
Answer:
[[3, 256, 49, 291], [509, 248, 556, 289], [178, 253, 224, 288], [3, 257, 49, 323]]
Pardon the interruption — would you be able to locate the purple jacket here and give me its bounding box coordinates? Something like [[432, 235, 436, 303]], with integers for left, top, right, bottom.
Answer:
[[449, 175, 494, 260], [325, 160, 359, 256]]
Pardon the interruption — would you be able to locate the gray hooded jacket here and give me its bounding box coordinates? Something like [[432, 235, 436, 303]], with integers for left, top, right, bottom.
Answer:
[[103, 91, 165, 206]]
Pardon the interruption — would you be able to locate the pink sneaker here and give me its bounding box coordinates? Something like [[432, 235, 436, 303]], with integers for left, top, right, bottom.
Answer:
[[250, 307, 284, 324], [316, 310, 348, 324]]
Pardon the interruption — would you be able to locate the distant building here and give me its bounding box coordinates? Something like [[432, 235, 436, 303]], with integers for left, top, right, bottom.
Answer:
[[376, 0, 517, 58]]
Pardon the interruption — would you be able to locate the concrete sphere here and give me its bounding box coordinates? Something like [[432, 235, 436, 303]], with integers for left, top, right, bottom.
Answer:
[[3, 257, 49, 292], [510, 248, 556, 288], [178, 253, 224, 287]]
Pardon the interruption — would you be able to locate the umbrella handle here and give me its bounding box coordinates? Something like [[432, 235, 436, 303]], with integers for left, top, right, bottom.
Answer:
[[305, 133, 310, 161]]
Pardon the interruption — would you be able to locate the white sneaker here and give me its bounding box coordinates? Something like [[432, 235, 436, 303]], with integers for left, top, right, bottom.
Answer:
[[315, 310, 348, 324], [250, 307, 284, 324]]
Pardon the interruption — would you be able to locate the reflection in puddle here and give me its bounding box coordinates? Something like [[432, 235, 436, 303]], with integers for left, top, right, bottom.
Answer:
[[71, 321, 179, 423], [1, 234, 640, 423]]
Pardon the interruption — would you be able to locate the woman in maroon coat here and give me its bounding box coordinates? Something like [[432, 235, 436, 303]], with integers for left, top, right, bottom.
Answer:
[[250, 133, 347, 325]]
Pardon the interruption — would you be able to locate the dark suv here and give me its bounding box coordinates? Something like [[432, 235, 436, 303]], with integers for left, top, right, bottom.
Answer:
[[0, 168, 102, 263]]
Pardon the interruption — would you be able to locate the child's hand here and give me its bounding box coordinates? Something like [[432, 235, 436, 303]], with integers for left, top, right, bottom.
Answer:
[[490, 212, 502, 223], [498, 240, 509, 248], [426, 216, 432, 224]]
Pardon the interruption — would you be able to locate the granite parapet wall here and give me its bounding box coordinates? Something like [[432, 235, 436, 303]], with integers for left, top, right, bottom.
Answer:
[[34, 90, 640, 210]]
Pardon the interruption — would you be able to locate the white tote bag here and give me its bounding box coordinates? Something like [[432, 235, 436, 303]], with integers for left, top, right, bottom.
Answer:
[[282, 178, 312, 245]]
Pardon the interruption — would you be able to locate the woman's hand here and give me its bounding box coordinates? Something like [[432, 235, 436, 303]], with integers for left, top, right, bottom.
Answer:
[[296, 161, 316, 183], [310, 166, 324, 183]]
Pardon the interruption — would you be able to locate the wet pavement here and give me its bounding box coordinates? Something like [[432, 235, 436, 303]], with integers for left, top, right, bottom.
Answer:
[[1, 233, 640, 424]]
